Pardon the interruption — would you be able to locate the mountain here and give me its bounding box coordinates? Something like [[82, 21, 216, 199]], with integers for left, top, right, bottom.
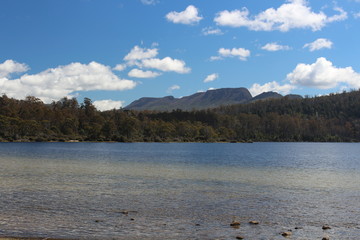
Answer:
[[125, 88, 302, 111], [250, 91, 283, 102]]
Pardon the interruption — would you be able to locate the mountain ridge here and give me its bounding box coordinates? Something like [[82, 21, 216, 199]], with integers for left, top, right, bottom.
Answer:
[[125, 87, 302, 111]]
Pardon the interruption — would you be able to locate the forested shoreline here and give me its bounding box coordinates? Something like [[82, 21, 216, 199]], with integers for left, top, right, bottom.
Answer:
[[1, 90, 360, 143]]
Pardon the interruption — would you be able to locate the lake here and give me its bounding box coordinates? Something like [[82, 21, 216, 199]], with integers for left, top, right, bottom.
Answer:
[[0, 142, 359, 239]]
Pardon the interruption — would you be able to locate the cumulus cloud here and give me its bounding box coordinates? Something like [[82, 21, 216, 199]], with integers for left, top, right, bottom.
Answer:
[[354, 12, 360, 19], [140, 57, 191, 73], [250, 57, 360, 96], [202, 27, 224, 36], [303, 38, 333, 51], [204, 73, 219, 83], [0, 60, 29, 78], [93, 99, 125, 111], [214, 0, 347, 32], [212, 47, 251, 61], [120, 45, 191, 75], [287, 57, 360, 89], [261, 42, 291, 51], [0, 60, 137, 103], [166, 5, 203, 25], [249, 81, 295, 96], [128, 68, 161, 78], [124, 45, 158, 62]]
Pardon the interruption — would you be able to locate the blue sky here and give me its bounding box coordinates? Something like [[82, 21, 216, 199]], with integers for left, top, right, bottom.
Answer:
[[1, 0, 360, 110]]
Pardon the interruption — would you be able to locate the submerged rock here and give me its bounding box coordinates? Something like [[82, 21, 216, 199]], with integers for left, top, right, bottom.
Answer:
[[236, 236, 244, 239], [322, 236, 330, 240], [249, 220, 259, 225]]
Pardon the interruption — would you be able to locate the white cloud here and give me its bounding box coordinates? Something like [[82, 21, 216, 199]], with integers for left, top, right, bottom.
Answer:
[[202, 27, 224, 36], [0, 60, 137, 103], [166, 5, 203, 25], [214, 0, 347, 32], [120, 45, 191, 75], [249, 57, 360, 96], [0, 60, 29, 78], [354, 12, 360, 19], [167, 85, 180, 93], [151, 42, 159, 47], [214, 47, 251, 61], [204, 73, 219, 83], [303, 38, 333, 51], [128, 68, 161, 78], [93, 99, 125, 111], [209, 56, 222, 61], [140, 57, 191, 73], [140, 0, 158, 5], [326, 7, 347, 23], [113, 64, 127, 72], [249, 81, 295, 96], [261, 42, 291, 51], [287, 57, 360, 89], [124, 45, 158, 62]]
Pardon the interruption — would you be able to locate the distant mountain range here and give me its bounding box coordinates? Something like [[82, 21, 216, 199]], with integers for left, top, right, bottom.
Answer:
[[125, 87, 303, 111]]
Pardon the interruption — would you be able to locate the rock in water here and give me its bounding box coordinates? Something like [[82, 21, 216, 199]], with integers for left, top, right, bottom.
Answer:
[[281, 231, 292, 237], [230, 217, 241, 227], [322, 225, 331, 230], [249, 220, 259, 225], [230, 220, 241, 227]]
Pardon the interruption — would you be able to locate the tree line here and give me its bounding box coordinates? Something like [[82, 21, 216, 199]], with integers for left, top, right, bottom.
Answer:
[[0, 90, 360, 142]]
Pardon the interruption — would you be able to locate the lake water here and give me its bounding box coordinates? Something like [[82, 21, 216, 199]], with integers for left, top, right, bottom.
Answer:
[[0, 142, 359, 239]]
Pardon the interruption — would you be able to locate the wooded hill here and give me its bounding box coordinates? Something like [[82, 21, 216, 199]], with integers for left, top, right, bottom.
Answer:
[[124, 87, 302, 111], [0, 89, 359, 142]]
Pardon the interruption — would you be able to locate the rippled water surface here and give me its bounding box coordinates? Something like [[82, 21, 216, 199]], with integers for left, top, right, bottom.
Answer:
[[0, 142, 359, 239]]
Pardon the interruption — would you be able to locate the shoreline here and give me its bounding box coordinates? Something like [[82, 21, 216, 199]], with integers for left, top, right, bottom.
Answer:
[[0, 139, 359, 143], [0, 238, 72, 240]]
